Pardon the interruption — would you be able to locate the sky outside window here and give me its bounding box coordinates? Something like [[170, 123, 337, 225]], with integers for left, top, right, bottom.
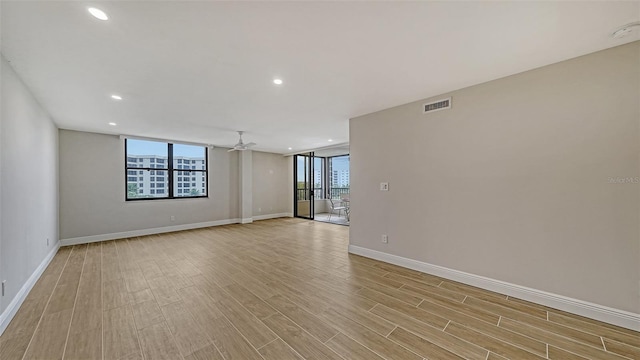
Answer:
[[127, 139, 204, 158], [126, 139, 167, 157], [331, 156, 349, 172], [296, 155, 349, 179]]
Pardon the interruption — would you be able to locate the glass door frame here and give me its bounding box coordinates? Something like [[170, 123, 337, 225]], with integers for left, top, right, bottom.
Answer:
[[293, 152, 315, 220], [327, 154, 350, 200]]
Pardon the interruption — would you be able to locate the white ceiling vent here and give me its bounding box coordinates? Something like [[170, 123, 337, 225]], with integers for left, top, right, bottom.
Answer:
[[423, 97, 451, 114]]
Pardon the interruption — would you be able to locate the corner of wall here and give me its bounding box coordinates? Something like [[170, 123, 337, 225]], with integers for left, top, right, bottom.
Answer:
[[0, 241, 60, 336]]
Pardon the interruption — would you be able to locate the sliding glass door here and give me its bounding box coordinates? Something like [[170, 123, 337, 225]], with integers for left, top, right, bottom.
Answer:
[[294, 152, 314, 219]]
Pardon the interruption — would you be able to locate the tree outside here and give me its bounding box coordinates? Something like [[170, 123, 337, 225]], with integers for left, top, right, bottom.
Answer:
[[127, 183, 139, 198]]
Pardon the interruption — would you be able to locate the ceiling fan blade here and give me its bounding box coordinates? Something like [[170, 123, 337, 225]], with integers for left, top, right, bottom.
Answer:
[[229, 131, 255, 151], [227, 148, 237, 152]]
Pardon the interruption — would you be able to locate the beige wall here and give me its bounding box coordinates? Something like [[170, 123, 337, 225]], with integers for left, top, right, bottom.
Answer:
[[350, 42, 640, 314], [1, 56, 59, 315], [59, 130, 292, 240], [252, 150, 292, 216]]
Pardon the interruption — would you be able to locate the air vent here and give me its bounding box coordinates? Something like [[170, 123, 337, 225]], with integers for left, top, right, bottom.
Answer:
[[423, 97, 451, 114]]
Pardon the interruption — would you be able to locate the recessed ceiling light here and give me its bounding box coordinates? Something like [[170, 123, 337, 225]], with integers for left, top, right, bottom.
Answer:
[[108, 122, 117, 126], [288, 147, 292, 150], [88, 7, 109, 21], [111, 95, 122, 100], [328, 139, 333, 142], [273, 79, 283, 85]]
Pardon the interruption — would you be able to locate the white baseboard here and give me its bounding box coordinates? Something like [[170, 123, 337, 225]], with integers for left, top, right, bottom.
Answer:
[[253, 212, 293, 221], [0, 242, 60, 336], [348, 245, 640, 331], [59, 214, 294, 246], [60, 219, 240, 246]]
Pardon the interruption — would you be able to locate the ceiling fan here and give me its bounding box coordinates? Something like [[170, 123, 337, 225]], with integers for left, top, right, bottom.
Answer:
[[228, 131, 256, 152]]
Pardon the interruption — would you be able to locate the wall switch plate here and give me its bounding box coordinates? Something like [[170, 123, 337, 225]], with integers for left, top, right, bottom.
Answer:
[[380, 182, 389, 191], [170, 216, 175, 221], [381, 234, 388, 244]]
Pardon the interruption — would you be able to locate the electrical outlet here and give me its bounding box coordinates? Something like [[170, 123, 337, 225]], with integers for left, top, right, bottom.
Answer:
[[381, 234, 388, 244], [170, 216, 175, 221], [2, 280, 6, 296], [47, 238, 49, 246], [380, 182, 389, 191]]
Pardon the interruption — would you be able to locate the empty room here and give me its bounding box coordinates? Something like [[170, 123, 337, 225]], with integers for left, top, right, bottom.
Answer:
[[1, 1, 639, 360]]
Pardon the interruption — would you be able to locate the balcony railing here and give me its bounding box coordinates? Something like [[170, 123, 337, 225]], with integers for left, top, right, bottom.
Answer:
[[296, 187, 349, 201]]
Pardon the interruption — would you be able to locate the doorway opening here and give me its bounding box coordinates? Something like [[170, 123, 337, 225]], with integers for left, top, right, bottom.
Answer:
[[294, 147, 350, 225]]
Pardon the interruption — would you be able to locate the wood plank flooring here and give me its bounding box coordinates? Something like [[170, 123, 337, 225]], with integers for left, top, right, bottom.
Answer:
[[0, 218, 637, 360]]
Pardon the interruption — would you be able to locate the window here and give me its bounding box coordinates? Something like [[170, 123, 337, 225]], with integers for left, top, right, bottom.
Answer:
[[125, 139, 208, 200], [313, 157, 325, 199], [328, 155, 350, 199], [171, 143, 208, 197]]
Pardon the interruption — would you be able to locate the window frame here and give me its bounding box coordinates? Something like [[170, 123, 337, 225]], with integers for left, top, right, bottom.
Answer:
[[125, 139, 209, 201]]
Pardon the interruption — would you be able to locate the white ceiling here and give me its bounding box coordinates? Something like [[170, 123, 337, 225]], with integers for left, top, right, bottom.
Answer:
[[2, 1, 638, 154]]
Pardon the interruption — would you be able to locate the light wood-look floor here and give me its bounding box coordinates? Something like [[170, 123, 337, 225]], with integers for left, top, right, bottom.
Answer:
[[313, 213, 349, 226], [1, 218, 638, 360]]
